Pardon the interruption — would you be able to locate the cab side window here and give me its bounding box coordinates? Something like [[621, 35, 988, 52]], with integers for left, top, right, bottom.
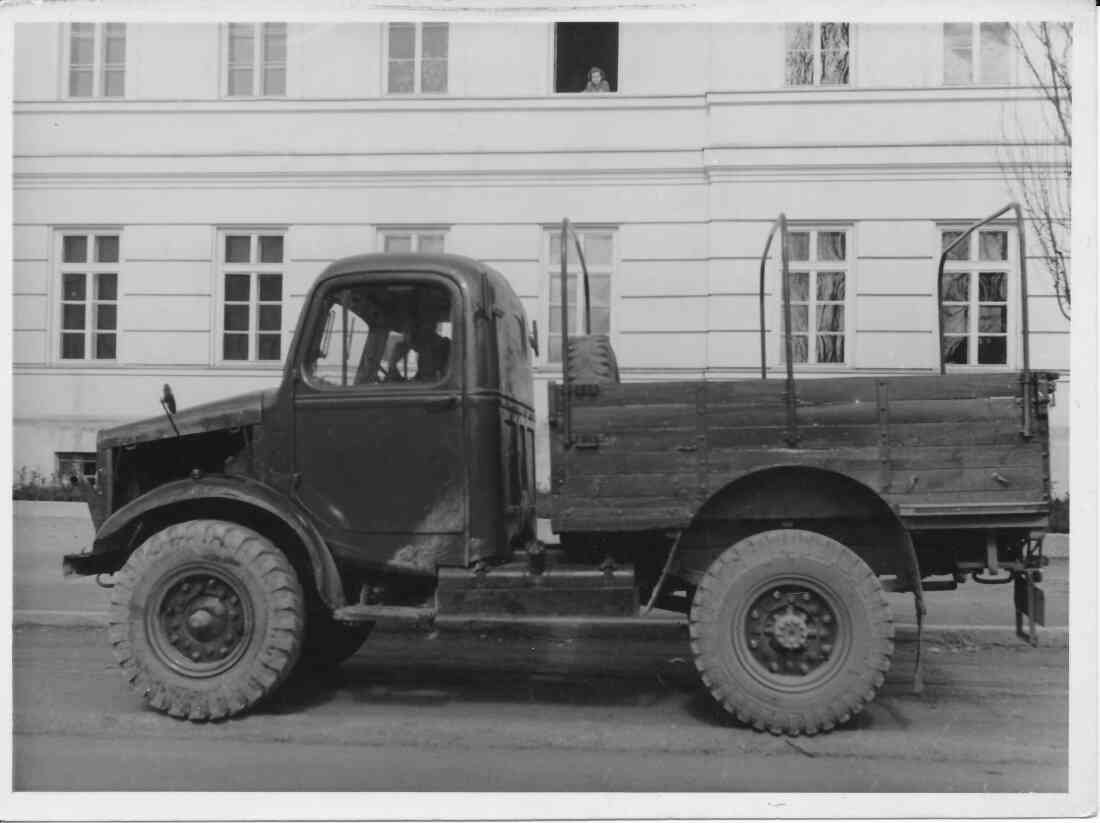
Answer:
[[304, 282, 453, 388]]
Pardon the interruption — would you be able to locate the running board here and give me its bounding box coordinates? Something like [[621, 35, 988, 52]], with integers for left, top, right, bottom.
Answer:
[[333, 604, 435, 627]]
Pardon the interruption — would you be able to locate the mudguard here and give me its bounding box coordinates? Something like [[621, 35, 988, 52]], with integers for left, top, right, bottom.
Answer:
[[64, 474, 346, 610]]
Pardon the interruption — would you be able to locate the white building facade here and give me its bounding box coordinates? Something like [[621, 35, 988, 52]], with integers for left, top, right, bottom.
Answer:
[[12, 21, 1071, 491]]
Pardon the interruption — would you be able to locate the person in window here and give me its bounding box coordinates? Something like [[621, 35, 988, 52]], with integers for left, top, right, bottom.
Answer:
[[584, 66, 610, 92], [404, 314, 451, 381]]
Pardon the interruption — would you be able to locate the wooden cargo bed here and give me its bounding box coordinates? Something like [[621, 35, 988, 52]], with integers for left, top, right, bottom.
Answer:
[[549, 372, 1053, 533]]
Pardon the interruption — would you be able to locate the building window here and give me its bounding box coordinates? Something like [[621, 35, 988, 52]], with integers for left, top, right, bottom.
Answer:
[[380, 230, 446, 254], [220, 232, 285, 362], [555, 23, 619, 93], [782, 229, 849, 364], [56, 452, 97, 487], [67, 23, 125, 98], [785, 23, 850, 86], [58, 232, 119, 361], [546, 228, 614, 363], [940, 228, 1011, 365], [943, 23, 1012, 85], [226, 23, 286, 97], [387, 23, 449, 94]]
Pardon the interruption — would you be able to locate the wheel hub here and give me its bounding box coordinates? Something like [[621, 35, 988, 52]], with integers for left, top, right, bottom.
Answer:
[[156, 573, 248, 671], [742, 584, 839, 679]]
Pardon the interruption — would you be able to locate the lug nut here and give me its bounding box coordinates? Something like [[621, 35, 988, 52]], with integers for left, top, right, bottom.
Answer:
[[769, 662, 779, 673], [799, 662, 809, 674], [190, 651, 200, 661], [749, 639, 758, 649], [822, 644, 833, 654], [750, 609, 759, 619], [822, 614, 832, 624], [772, 590, 782, 599], [802, 592, 811, 601]]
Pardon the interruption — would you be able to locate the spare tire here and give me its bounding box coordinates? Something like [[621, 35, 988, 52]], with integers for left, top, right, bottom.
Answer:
[[566, 334, 620, 384]]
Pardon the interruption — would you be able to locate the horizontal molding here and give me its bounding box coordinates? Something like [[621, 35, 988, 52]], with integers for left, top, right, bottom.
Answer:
[[856, 328, 933, 334], [124, 291, 211, 297]]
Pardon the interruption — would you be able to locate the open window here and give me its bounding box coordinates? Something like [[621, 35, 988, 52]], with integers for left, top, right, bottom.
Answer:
[[304, 281, 454, 388], [554, 23, 618, 93]]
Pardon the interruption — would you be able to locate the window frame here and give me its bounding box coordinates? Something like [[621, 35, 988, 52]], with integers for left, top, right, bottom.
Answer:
[[540, 225, 617, 366], [783, 22, 853, 88], [297, 272, 461, 393], [63, 22, 126, 99], [777, 225, 853, 368], [215, 229, 288, 365], [551, 22, 621, 94], [53, 228, 122, 364], [223, 22, 288, 98], [938, 223, 1016, 369], [384, 22, 450, 96], [56, 451, 98, 488], [941, 22, 1015, 86], [377, 227, 449, 254]]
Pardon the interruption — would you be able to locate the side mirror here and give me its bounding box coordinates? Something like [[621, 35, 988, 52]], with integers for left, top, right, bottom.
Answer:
[[160, 383, 177, 415], [529, 319, 540, 358]]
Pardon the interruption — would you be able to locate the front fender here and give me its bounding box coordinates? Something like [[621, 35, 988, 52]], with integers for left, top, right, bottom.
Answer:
[[67, 475, 345, 609]]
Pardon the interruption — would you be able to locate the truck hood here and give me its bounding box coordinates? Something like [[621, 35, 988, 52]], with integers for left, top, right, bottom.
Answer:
[[98, 388, 274, 448]]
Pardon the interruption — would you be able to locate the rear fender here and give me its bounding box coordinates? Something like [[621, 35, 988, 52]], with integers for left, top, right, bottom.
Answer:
[[75, 475, 345, 609]]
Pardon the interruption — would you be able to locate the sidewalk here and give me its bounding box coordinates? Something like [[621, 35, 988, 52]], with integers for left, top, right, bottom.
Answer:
[[12, 501, 1069, 644]]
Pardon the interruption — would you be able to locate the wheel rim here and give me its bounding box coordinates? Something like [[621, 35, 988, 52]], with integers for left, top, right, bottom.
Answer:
[[732, 574, 851, 694], [145, 564, 253, 678]]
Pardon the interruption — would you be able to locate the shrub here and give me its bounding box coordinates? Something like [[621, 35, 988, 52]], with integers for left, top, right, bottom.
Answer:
[[12, 467, 89, 502]]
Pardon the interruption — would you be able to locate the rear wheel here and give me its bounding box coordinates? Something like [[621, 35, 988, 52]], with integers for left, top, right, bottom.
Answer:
[[108, 519, 306, 721], [689, 529, 893, 735]]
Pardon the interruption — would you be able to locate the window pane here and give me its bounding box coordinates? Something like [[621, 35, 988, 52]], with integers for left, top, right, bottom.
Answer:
[[257, 334, 281, 361], [259, 235, 283, 263], [225, 273, 250, 301], [258, 273, 282, 301], [941, 231, 969, 260], [978, 336, 1007, 364], [787, 272, 810, 301], [228, 68, 253, 96], [389, 23, 416, 59], [979, 272, 1007, 301], [589, 274, 611, 304], [548, 310, 580, 335], [258, 305, 282, 331], [549, 336, 563, 363], [95, 333, 116, 360], [63, 273, 86, 301], [549, 233, 562, 265], [95, 273, 117, 301], [944, 23, 973, 84], [549, 274, 578, 305], [224, 305, 250, 331], [816, 271, 846, 300], [817, 231, 846, 261], [96, 304, 117, 331], [785, 47, 814, 85], [588, 307, 611, 334], [70, 24, 95, 63], [61, 333, 85, 359], [421, 60, 447, 93], [263, 23, 287, 62], [225, 235, 251, 263], [816, 304, 845, 332], [942, 335, 968, 364], [820, 23, 849, 85], [384, 235, 413, 253], [62, 304, 86, 331], [980, 23, 1011, 84], [422, 23, 448, 58], [785, 22, 814, 51], [228, 24, 254, 64], [979, 230, 1008, 261], [979, 305, 1007, 333], [104, 25, 126, 63], [941, 305, 969, 334], [419, 233, 445, 254], [223, 333, 248, 360], [817, 334, 845, 363], [95, 235, 119, 263], [786, 232, 810, 261], [103, 66, 125, 97], [263, 67, 286, 95], [388, 59, 414, 93], [583, 233, 613, 266], [69, 70, 94, 97], [63, 235, 87, 263], [790, 335, 809, 364], [789, 305, 809, 333]]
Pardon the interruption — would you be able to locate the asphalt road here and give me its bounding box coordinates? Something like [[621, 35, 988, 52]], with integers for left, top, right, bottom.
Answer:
[[13, 623, 1068, 792]]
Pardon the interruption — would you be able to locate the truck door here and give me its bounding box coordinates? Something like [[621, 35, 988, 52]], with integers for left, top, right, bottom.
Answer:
[[291, 275, 466, 559]]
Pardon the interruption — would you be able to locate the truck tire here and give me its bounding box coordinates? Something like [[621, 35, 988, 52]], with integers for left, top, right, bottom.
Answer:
[[297, 612, 372, 672], [689, 529, 893, 735], [566, 334, 620, 384], [107, 519, 306, 721]]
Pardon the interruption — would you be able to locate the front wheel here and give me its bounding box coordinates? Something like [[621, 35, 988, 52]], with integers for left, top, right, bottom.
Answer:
[[689, 529, 894, 735], [108, 519, 306, 721]]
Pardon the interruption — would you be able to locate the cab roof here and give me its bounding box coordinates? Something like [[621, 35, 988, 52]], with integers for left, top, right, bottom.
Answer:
[[314, 252, 516, 303]]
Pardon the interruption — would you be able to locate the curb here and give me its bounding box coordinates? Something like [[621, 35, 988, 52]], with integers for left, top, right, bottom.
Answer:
[[13, 610, 1069, 647]]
